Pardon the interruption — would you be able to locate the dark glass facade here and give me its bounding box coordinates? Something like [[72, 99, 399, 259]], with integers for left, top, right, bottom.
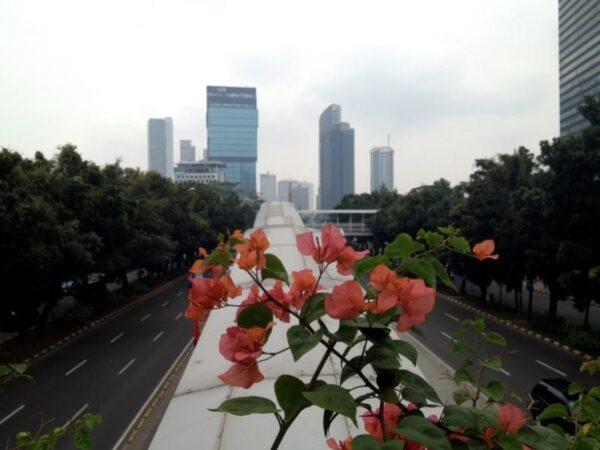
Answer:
[[318, 104, 354, 209], [206, 86, 258, 194], [558, 0, 600, 135]]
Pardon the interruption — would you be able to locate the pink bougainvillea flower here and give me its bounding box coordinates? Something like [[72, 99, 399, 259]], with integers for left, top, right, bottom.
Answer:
[[186, 271, 242, 320], [326, 437, 353, 450], [218, 361, 264, 389], [395, 278, 436, 332], [336, 246, 369, 276], [362, 403, 403, 442], [235, 229, 270, 270], [498, 403, 526, 435], [297, 224, 347, 264], [325, 280, 365, 319], [370, 264, 396, 291], [262, 280, 292, 323], [218, 325, 269, 389], [472, 239, 499, 261], [289, 269, 322, 309]]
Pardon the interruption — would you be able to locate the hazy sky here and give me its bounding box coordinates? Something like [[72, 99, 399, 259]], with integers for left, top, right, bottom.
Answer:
[[0, 0, 559, 194]]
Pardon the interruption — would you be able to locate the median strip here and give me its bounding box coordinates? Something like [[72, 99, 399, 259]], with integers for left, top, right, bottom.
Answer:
[[65, 359, 87, 376], [0, 405, 25, 426]]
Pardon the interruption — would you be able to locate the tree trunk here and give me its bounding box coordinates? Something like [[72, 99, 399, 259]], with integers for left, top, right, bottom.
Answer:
[[120, 271, 129, 288], [527, 279, 534, 316], [498, 283, 503, 305], [480, 284, 488, 303], [514, 290, 519, 312], [460, 279, 466, 295], [548, 287, 558, 318], [583, 301, 591, 331]]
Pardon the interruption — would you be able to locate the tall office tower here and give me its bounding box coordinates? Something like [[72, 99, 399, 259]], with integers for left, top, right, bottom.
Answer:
[[558, 0, 600, 135], [279, 180, 313, 211], [206, 86, 258, 194], [260, 173, 277, 201], [147, 117, 174, 179], [318, 104, 355, 209], [180, 140, 196, 162], [370, 146, 394, 192]]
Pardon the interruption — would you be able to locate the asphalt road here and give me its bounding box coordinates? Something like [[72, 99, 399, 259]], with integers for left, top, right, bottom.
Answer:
[[0, 277, 192, 450], [412, 294, 596, 401]]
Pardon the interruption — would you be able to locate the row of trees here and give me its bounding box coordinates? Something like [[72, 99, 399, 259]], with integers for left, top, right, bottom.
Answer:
[[0, 144, 260, 334], [337, 97, 600, 328]]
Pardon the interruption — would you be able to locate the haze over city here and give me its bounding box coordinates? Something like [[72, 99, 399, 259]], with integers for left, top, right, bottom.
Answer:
[[0, 0, 559, 193]]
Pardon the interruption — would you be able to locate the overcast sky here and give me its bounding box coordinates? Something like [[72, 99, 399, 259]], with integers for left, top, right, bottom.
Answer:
[[0, 0, 559, 194]]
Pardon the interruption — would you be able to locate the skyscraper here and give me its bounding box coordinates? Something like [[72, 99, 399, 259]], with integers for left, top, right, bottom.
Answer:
[[318, 104, 354, 209], [370, 146, 394, 192], [558, 0, 600, 135], [180, 140, 196, 162], [260, 173, 277, 201], [147, 117, 174, 179], [278, 180, 314, 211], [206, 86, 258, 194]]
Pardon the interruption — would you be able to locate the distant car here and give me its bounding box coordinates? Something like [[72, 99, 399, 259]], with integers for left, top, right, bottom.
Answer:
[[529, 378, 577, 434]]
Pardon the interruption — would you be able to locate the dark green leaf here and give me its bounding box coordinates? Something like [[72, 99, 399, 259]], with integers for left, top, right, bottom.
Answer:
[[387, 340, 418, 366], [351, 434, 380, 450], [205, 249, 232, 268], [287, 326, 323, 361], [381, 440, 405, 449], [300, 293, 326, 323], [210, 396, 278, 415], [274, 375, 306, 419], [497, 435, 523, 450], [481, 380, 504, 402], [237, 304, 273, 329], [355, 256, 390, 279], [261, 253, 289, 284], [402, 257, 436, 287], [341, 355, 368, 384], [334, 321, 359, 344], [425, 231, 444, 248], [427, 257, 456, 291], [452, 389, 471, 405], [323, 409, 339, 436], [484, 332, 507, 346], [454, 367, 473, 384], [395, 415, 452, 450], [516, 425, 569, 450], [482, 356, 502, 371], [385, 233, 425, 258], [442, 405, 497, 431], [539, 403, 569, 420], [73, 430, 92, 450], [398, 370, 441, 404], [366, 344, 400, 370], [303, 384, 357, 425], [448, 237, 470, 253]]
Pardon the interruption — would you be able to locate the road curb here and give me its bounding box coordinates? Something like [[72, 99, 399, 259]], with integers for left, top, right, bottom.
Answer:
[[21, 274, 187, 367], [438, 293, 594, 362]]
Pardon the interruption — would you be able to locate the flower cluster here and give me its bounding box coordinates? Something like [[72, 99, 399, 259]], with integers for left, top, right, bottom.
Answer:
[[218, 325, 270, 388]]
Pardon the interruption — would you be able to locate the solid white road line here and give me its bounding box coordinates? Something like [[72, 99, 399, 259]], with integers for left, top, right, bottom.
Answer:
[[441, 331, 457, 342], [175, 312, 183, 320], [65, 359, 87, 376], [444, 313, 460, 322], [499, 368, 511, 376], [110, 332, 124, 344], [153, 331, 164, 342], [536, 360, 567, 377], [118, 359, 136, 375], [140, 313, 151, 322], [62, 403, 89, 429], [0, 405, 25, 426], [112, 340, 193, 450], [161, 300, 170, 307]]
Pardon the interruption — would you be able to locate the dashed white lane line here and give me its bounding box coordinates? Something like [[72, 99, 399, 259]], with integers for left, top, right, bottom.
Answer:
[[118, 359, 136, 375], [441, 331, 457, 342], [175, 312, 183, 320], [177, 291, 184, 296], [536, 360, 567, 377], [62, 403, 89, 429], [444, 313, 460, 322], [140, 313, 151, 322], [152, 331, 164, 342], [110, 332, 124, 344], [499, 368, 511, 376], [161, 300, 170, 307], [0, 405, 25, 425], [65, 359, 87, 376]]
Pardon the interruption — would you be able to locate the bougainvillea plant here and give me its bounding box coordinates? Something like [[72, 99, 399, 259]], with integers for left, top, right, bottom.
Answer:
[[186, 224, 599, 450]]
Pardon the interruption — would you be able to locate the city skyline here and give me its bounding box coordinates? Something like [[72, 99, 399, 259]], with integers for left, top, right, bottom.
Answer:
[[370, 146, 394, 192]]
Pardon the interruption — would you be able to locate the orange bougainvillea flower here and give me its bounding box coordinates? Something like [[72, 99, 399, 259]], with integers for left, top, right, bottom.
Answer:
[[336, 246, 369, 276], [297, 224, 347, 264], [395, 278, 436, 332], [230, 229, 244, 241], [363, 403, 402, 442], [235, 229, 270, 270], [262, 280, 292, 323], [473, 239, 499, 261], [188, 247, 211, 275], [289, 269, 322, 309], [236, 284, 261, 321], [185, 270, 242, 320], [326, 437, 353, 450], [325, 280, 366, 319], [218, 325, 269, 388], [498, 403, 526, 435]]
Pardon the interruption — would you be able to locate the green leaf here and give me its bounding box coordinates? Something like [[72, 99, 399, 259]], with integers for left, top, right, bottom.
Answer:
[[448, 236, 470, 253], [580, 394, 600, 422], [237, 304, 273, 329], [452, 389, 471, 405], [341, 355, 368, 384], [303, 384, 357, 425], [402, 257, 436, 287], [438, 225, 456, 235], [425, 231, 444, 248], [210, 396, 278, 415], [300, 293, 326, 323], [274, 375, 306, 419], [398, 370, 441, 404], [482, 356, 502, 371], [334, 321, 359, 344], [568, 382, 583, 396], [539, 403, 569, 420], [367, 344, 400, 370], [454, 367, 473, 384], [484, 332, 507, 346], [385, 233, 425, 258], [376, 369, 401, 390], [351, 434, 380, 450], [287, 326, 323, 361], [388, 340, 418, 366], [516, 425, 569, 450], [381, 440, 405, 449], [442, 405, 497, 432], [205, 249, 232, 268], [395, 415, 452, 450], [9, 363, 27, 374], [481, 380, 504, 402], [426, 257, 456, 291], [497, 435, 523, 450], [261, 253, 289, 284], [355, 256, 390, 279], [73, 430, 92, 450], [452, 342, 467, 354]]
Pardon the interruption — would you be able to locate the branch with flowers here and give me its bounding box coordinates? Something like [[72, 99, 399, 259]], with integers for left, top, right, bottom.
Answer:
[[185, 224, 598, 449]]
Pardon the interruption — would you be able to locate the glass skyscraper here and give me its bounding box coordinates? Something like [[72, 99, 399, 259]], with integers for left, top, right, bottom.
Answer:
[[318, 104, 354, 209], [370, 146, 394, 192], [206, 86, 258, 194], [558, 0, 600, 135], [147, 117, 174, 179]]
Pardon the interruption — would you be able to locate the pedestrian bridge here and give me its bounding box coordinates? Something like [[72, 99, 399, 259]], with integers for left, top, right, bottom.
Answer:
[[297, 209, 378, 236]]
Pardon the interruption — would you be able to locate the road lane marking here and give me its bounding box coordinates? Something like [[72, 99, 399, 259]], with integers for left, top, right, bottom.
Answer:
[[536, 360, 567, 377], [62, 403, 89, 428], [177, 290, 184, 296], [499, 368, 511, 376], [110, 332, 124, 344], [175, 312, 183, 320], [118, 358, 136, 375], [153, 331, 164, 342], [444, 313, 460, 322], [0, 405, 25, 425], [65, 359, 87, 376], [161, 300, 170, 307], [140, 313, 151, 322], [441, 331, 457, 342]]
